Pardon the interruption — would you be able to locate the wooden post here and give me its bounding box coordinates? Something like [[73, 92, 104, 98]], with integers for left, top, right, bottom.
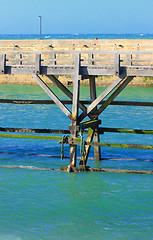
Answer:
[[114, 53, 120, 75], [35, 54, 41, 74], [70, 53, 81, 167], [89, 76, 101, 160], [0, 54, 6, 74]]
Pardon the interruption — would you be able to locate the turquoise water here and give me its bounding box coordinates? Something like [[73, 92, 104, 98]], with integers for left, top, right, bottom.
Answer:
[[0, 85, 153, 239], [1, 33, 153, 40]]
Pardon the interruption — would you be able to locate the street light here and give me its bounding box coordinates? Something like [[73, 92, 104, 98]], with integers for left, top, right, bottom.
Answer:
[[39, 16, 42, 40]]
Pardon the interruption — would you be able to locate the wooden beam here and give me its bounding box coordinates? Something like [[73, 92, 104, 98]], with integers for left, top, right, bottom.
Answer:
[[31, 74, 72, 120], [97, 76, 134, 115], [114, 53, 120, 75], [0, 99, 153, 107], [0, 54, 6, 74], [79, 127, 95, 166], [78, 74, 126, 122], [70, 54, 81, 167], [99, 127, 153, 135], [89, 76, 101, 160], [35, 54, 41, 74], [80, 119, 101, 129], [48, 75, 87, 112]]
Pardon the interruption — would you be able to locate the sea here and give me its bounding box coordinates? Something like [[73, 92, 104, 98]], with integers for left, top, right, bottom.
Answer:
[[0, 34, 153, 240], [0, 33, 153, 40]]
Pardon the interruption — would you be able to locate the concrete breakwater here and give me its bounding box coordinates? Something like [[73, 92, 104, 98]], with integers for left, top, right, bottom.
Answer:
[[0, 39, 153, 87]]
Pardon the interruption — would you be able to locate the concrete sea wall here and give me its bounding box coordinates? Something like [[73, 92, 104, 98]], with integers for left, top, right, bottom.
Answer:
[[0, 39, 153, 87]]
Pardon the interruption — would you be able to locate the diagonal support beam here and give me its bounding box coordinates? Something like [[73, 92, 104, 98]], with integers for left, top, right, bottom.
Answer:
[[78, 74, 126, 122], [97, 76, 135, 115], [31, 74, 72, 120], [79, 127, 95, 167], [48, 75, 87, 112]]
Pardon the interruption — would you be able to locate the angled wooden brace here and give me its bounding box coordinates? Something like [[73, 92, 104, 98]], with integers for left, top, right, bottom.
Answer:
[[78, 74, 126, 122], [31, 74, 72, 120], [97, 76, 135, 116], [47, 75, 87, 112]]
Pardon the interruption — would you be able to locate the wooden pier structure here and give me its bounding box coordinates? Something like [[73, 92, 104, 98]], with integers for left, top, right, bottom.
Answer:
[[0, 50, 153, 171]]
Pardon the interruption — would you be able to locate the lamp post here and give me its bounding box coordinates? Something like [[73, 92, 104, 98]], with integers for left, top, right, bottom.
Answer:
[[39, 16, 42, 40]]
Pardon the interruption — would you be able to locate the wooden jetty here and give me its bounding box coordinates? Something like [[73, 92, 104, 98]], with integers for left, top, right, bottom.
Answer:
[[0, 50, 153, 171]]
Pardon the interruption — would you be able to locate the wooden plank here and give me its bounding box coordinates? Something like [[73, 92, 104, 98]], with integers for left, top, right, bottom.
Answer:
[[0, 99, 153, 107], [86, 141, 153, 150], [31, 74, 72, 120], [0, 133, 64, 141], [78, 74, 126, 122], [99, 127, 153, 135], [1, 127, 153, 135], [0, 133, 153, 150], [0, 127, 70, 134]]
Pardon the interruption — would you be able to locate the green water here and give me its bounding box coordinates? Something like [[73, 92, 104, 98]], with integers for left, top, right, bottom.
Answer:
[[0, 85, 153, 239]]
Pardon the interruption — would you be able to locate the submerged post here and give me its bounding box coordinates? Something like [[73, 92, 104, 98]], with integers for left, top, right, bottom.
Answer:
[[89, 76, 101, 160]]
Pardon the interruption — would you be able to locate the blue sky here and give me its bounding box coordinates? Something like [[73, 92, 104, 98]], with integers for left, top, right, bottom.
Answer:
[[0, 0, 153, 34]]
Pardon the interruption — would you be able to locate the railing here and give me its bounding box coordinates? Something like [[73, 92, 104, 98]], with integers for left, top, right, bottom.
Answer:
[[1, 51, 153, 76]]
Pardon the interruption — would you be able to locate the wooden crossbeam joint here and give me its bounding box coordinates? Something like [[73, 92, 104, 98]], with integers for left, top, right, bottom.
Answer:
[[69, 125, 80, 132], [80, 119, 101, 130], [69, 119, 101, 133]]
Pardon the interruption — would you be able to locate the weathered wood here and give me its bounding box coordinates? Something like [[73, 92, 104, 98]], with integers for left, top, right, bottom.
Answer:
[[86, 142, 153, 150], [78, 74, 126, 122], [1, 126, 153, 135], [35, 54, 41, 74], [61, 166, 153, 174], [2, 51, 153, 76], [0, 133, 153, 150], [88, 53, 94, 65], [0, 133, 64, 141], [0, 127, 70, 134], [0, 99, 153, 107], [97, 76, 134, 115], [70, 54, 81, 167], [79, 127, 95, 166], [48, 75, 87, 112], [0, 54, 6, 74], [0, 165, 153, 174], [114, 53, 120, 75], [99, 127, 153, 135], [80, 119, 101, 129], [89, 76, 101, 160], [31, 74, 72, 120]]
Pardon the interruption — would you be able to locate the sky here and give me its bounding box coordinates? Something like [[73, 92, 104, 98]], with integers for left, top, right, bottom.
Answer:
[[0, 0, 153, 34]]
